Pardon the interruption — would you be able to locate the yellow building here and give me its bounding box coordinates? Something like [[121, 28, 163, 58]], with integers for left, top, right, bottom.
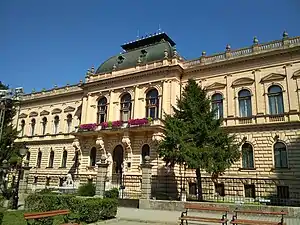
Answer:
[[14, 32, 300, 202]]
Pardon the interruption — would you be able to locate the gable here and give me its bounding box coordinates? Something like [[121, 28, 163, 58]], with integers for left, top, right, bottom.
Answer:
[[19, 113, 28, 119], [260, 73, 286, 83], [64, 106, 75, 113], [292, 69, 300, 79], [232, 77, 254, 87], [51, 108, 62, 114], [205, 82, 226, 91], [29, 111, 38, 117], [40, 110, 50, 116]]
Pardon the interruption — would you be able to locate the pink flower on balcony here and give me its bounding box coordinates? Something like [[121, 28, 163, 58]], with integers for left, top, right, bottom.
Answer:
[[79, 123, 98, 131], [101, 122, 108, 128], [112, 120, 123, 128], [128, 118, 149, 126]]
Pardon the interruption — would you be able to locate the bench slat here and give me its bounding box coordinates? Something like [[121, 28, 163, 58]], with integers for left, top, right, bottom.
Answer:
[[184, 203, 229, 212], [180, 216, 228, 223], [230, 219, 286, 225], [24, 210, 70, 219], [234, 210, 288, 216]]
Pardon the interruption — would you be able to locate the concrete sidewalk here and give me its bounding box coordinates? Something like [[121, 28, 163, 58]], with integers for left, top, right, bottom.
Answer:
[[113, 207, 300, 225]]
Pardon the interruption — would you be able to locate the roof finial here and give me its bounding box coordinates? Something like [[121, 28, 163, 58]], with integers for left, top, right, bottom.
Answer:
[[137, 29, 140, 39], [158, 24, 161, 33]]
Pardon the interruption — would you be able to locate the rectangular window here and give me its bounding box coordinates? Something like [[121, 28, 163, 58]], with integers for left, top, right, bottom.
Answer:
[[215, 183, 225, 197], [277, 186, 289, 199], [244, 184, 255, 198], [34, 177, 38, 184]]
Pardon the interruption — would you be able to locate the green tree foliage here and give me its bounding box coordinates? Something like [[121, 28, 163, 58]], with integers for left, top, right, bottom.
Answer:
[[158, 78, 240, 200]]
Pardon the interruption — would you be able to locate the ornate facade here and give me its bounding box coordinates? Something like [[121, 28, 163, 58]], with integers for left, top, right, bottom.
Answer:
[[14, 32, 300, 200]]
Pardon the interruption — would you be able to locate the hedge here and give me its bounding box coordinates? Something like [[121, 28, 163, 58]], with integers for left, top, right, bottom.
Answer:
[[77, 182, 96, 196], [25, 193, 118, 224], [104, 188, 119, 199]]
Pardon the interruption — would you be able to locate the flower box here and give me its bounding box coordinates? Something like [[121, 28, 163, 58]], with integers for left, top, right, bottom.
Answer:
[[78, 123, 98, 131]]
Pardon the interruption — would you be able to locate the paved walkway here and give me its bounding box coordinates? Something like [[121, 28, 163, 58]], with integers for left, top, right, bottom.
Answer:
[[94, 207, 300, 225]]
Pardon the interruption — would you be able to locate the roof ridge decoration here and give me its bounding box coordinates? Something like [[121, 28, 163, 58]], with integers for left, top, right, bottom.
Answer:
[[260, 73, 286, 83]]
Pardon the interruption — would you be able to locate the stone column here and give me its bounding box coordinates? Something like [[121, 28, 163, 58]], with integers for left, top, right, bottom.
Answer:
[[139, 156, 153, 209], [95, 155, 108, 197]]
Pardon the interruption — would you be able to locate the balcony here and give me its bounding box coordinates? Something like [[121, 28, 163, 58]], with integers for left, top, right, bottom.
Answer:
[[75, 118, 163, 135]]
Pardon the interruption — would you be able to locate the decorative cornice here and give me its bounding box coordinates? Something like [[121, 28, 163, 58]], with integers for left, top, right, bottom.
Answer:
[[19, 113, 28, 119], [51, 108, 62, 114], [260, 73, 286, 83], [40, 110, 50, 116], [29, 111, 38, 117], [232, 77, 255, 87], [64, 106, 75, 113], [292, 69, 300, 79], [205, 82, 226, 90]]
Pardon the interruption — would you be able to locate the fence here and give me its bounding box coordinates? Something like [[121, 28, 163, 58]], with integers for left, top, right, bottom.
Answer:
[[151, 175, 300, 206], [107, 174, 142, 199]]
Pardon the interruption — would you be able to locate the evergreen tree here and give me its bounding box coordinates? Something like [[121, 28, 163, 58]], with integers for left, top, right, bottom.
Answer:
[[0, 82, 20, 198], [158, 78, 240, 201]]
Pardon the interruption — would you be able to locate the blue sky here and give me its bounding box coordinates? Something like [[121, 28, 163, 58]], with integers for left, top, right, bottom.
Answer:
[[1, 0, 299, 93]]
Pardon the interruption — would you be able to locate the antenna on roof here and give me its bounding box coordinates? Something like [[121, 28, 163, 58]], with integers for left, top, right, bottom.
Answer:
[[158, 24, 162, 33], [137, 29, 140, 39]]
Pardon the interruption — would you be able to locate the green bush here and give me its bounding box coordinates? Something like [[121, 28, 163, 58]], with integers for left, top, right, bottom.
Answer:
[[77, 182, 96, 196], [25, 193, 117, 224], [104, 188, 119, 199], [0, 209, 4, 225], [76, 198, 118, 223]]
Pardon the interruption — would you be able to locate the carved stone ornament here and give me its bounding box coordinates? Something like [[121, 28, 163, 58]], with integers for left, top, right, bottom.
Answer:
[[96, 137, 106, 157], [152, 132, 164, 143], [72, 139, 80, 150], [122, 136, 132, 160]]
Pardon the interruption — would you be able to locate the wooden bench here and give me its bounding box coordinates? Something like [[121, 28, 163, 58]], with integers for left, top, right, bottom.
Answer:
[[179, 203, 229, 225], [24, 209, 79, 225], [230, 209, 288, 225]]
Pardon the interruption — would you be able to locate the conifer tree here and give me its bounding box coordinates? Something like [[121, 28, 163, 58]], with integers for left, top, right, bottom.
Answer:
[[158, 78, 240, 201]]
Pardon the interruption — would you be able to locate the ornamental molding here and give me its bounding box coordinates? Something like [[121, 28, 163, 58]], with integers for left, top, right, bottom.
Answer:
[[64, 106, 75, 113], [96, 136, 106, 157], [205, 82, 226, 90], [260, 73, 286, 83], [51, 108, 62, 114], [39, 110, 50, 116], [231, 77, 255, 87], [29, 111, 38, 117], [292, 69, 300, 79], [19, 113, 28, 119]]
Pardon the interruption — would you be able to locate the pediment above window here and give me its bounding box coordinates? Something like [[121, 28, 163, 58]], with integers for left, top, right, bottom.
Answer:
[[51, 108, 62, 114], [205, 82, 226, 90], [292, 69, 300, 79], [260, 73, 286, 83], [29, 111, 38, 117], [19, 113, 28, 119], [64, 106, 75, 113], [40, 110, 50, 116], [232, 77, 254, 87]]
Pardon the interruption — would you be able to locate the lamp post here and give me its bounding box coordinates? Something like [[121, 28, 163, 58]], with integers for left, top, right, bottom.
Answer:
[[12, 144, 28, 210]]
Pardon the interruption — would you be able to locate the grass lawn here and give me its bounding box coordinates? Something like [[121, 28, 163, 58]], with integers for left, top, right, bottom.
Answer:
[[2, 210, 66, 225]]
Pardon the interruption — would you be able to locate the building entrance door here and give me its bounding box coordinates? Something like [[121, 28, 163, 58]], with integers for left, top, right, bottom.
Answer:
[[112, 145, 124, 184]]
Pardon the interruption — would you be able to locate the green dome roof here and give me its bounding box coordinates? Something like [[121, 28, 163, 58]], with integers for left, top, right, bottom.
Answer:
[[96, 33, 176, 74]]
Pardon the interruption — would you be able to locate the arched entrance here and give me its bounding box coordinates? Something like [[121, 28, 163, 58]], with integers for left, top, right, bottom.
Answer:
[[112, 145, 124, 184]]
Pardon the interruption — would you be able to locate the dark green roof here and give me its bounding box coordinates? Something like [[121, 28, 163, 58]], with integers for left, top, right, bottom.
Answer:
[[96, 33, 176, 74]]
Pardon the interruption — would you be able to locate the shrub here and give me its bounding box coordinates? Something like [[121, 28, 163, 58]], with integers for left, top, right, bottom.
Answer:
[[76, 198, 118, 223], [104, 188, 119, 199], [0, 209, 4, 225], [77, 182, 96, 196], [24, 194, 117, 224]]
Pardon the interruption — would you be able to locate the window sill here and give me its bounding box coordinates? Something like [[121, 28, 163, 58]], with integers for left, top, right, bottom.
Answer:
[[58, 167, 67, 169], [45, 167, 53, 169], [238, 168, 256, 171]]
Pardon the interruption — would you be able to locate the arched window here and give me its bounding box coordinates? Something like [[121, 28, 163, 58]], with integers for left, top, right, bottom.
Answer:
[[54, 116, 59, 134], [31, 119, 36, 136], [90, 147, 97, 166], [141, 144, 150, 164], [26, 151, 31, 162], [66, 114, 72, 133], [97, 97, 107, 124], [238, 89, 252, 117], [20, 120, 25, 136], [274, 142, 288, 168], [120, 93, 131, 121], [242, 143, 254, 169], [42, 117, 47, 135], [48, 150, 54, 168], [268, 85, 284, 115], [37, 151, 42, 168], [146, 89, 159, 119], [61, 149, 67, 168], [211, 93, 223, 119]]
